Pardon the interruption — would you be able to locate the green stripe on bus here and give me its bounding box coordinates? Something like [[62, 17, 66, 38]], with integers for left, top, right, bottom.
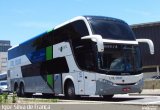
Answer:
[[46, 46, 53, 88], [46, 46, 53, 60], [47, 29, 53, 33], [47, 74, 53, 88]]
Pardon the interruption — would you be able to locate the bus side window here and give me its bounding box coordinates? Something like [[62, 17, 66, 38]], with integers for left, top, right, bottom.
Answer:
[[68, 20, 96, 71], [41, 57, 69, 75], [84, 53, 95, 70], [53, 26, 69, 45]]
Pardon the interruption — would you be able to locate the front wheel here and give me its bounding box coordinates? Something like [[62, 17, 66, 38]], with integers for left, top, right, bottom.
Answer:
[[65, 81, 76, 99]]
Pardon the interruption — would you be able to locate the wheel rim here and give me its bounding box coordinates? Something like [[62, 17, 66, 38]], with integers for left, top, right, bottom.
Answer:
[[68, 87, 73, 96], [21, 86, 24, 96], [66, 82, 75, 98]]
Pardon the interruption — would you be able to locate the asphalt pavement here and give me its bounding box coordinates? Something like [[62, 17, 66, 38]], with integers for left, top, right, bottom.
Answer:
[[1, 89, 160, 110], [131, 89, 160, 96]]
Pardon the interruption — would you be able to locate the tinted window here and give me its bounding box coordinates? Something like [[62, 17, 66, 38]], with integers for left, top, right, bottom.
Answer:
[[0, 82, 7, 86], [65, 20, 97, 71], [53, 20, 89, 44], [53, 26, 69, 44], [8, 20, 89, 60], [70, 20, 89, 39], [8, 32, 48, 60], [0, 74, 7, 81], [21, 57, 69, 77], [99, 45, 142, 75], [42, 57, 69, 74], [89, 19, 135, 40]]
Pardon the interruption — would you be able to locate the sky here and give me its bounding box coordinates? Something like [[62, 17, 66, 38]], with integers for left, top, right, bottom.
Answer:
[[0, 0, 160, 46]]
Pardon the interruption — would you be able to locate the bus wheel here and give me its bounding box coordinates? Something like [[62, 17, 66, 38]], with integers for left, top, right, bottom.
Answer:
[[65, 81, 76, 99], [42, 93, 54, 98], [103, 95, 114, 99], [25, 93, 33, 98], [14, 84, 20, 97], [20, 83, 25, 97]]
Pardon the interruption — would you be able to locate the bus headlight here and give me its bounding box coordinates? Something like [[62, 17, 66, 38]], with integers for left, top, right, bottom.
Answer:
[[137, 78, 143, 84], [0, 87, 7, 91], [99, 78, 114, 85], [106, 80, 114, 85]]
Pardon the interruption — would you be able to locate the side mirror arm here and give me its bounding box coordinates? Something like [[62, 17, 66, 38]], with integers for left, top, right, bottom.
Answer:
[[136, 39, 154, 54], [81, 35, 104, 52]]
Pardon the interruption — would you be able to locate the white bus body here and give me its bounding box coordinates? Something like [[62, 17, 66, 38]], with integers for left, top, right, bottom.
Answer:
[[8, 16, 154, 98]]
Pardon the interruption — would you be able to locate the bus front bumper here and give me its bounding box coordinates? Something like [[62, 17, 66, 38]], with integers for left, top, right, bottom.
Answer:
[[95, 79, 143, 95]]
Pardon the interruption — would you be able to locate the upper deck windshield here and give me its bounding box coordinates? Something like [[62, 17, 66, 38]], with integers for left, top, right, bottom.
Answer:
[[88, 17, 136, 40]]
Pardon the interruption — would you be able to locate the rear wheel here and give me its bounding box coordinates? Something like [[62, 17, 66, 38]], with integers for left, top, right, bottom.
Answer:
[[14, 84, 20, 97], [103, 95, 114, 99], [19, 83, 25, 97], [25, 93, 33, 98], [42, 93, 54, 98], [19, 83, 33, 97]]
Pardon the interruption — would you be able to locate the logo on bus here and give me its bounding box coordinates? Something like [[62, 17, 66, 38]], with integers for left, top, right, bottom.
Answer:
[[59, 45, 67, 52]]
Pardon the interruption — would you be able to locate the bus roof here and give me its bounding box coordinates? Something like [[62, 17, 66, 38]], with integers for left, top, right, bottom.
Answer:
[[54, 15, 126, 29], [84, 16, 126, 23], [0, 72, 7, 75], [10, 15, 127, 50]]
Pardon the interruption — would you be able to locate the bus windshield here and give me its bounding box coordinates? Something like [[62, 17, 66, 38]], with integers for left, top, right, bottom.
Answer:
[[0, 81, 7, 86], [89, 18, 136, 40], [99, 45, 142, 73], [0, 73, 7, 81]]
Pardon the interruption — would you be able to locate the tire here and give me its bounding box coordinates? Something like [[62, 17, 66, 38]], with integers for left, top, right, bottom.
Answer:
[[103, 95, 114, 99], [19, 83, 32, 98], [19, 84, 25, 97], [25, 93, 33, 98], [14, 84, 21, 97], [42, 93, 54, 98], [65, 81, 76, 99], [16, 88, 21, 97]]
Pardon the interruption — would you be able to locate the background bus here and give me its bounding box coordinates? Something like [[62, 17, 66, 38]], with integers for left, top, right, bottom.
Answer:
[[8, 16, 154, 99], [0, 72, 8, 94]]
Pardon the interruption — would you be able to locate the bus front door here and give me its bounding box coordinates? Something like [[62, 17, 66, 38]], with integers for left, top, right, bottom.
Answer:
[[84, 72, 96, 95], [78, 72, 85, 95]]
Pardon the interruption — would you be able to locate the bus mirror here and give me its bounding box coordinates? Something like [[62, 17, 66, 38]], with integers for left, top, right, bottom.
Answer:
[[136, 39, 154, 54], [81, 35, 104, 52]]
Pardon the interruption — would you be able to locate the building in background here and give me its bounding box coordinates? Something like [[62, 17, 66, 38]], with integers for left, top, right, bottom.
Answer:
[[131, 22, 160, 78], [0, 40, 11, 73]]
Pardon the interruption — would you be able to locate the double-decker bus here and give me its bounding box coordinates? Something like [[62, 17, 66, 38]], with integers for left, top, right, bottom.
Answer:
[[8, 16, 154, 98]]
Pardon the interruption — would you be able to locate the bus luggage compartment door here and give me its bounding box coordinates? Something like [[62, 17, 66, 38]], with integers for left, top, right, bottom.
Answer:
[[78, 72, 85, 95], [54, 74, 62, 94]]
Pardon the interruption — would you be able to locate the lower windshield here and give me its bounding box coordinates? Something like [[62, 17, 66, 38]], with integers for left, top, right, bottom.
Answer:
[[99, 44, 142, 73]]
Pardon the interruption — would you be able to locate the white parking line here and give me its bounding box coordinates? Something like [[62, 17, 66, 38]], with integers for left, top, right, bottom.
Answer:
[[148, 101, 160, 104]]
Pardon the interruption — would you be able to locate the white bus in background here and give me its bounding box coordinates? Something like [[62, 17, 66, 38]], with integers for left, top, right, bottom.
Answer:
[[0, 72, 7, 81], [0, 72, 8, 93], [7, 16, 154, 99]]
